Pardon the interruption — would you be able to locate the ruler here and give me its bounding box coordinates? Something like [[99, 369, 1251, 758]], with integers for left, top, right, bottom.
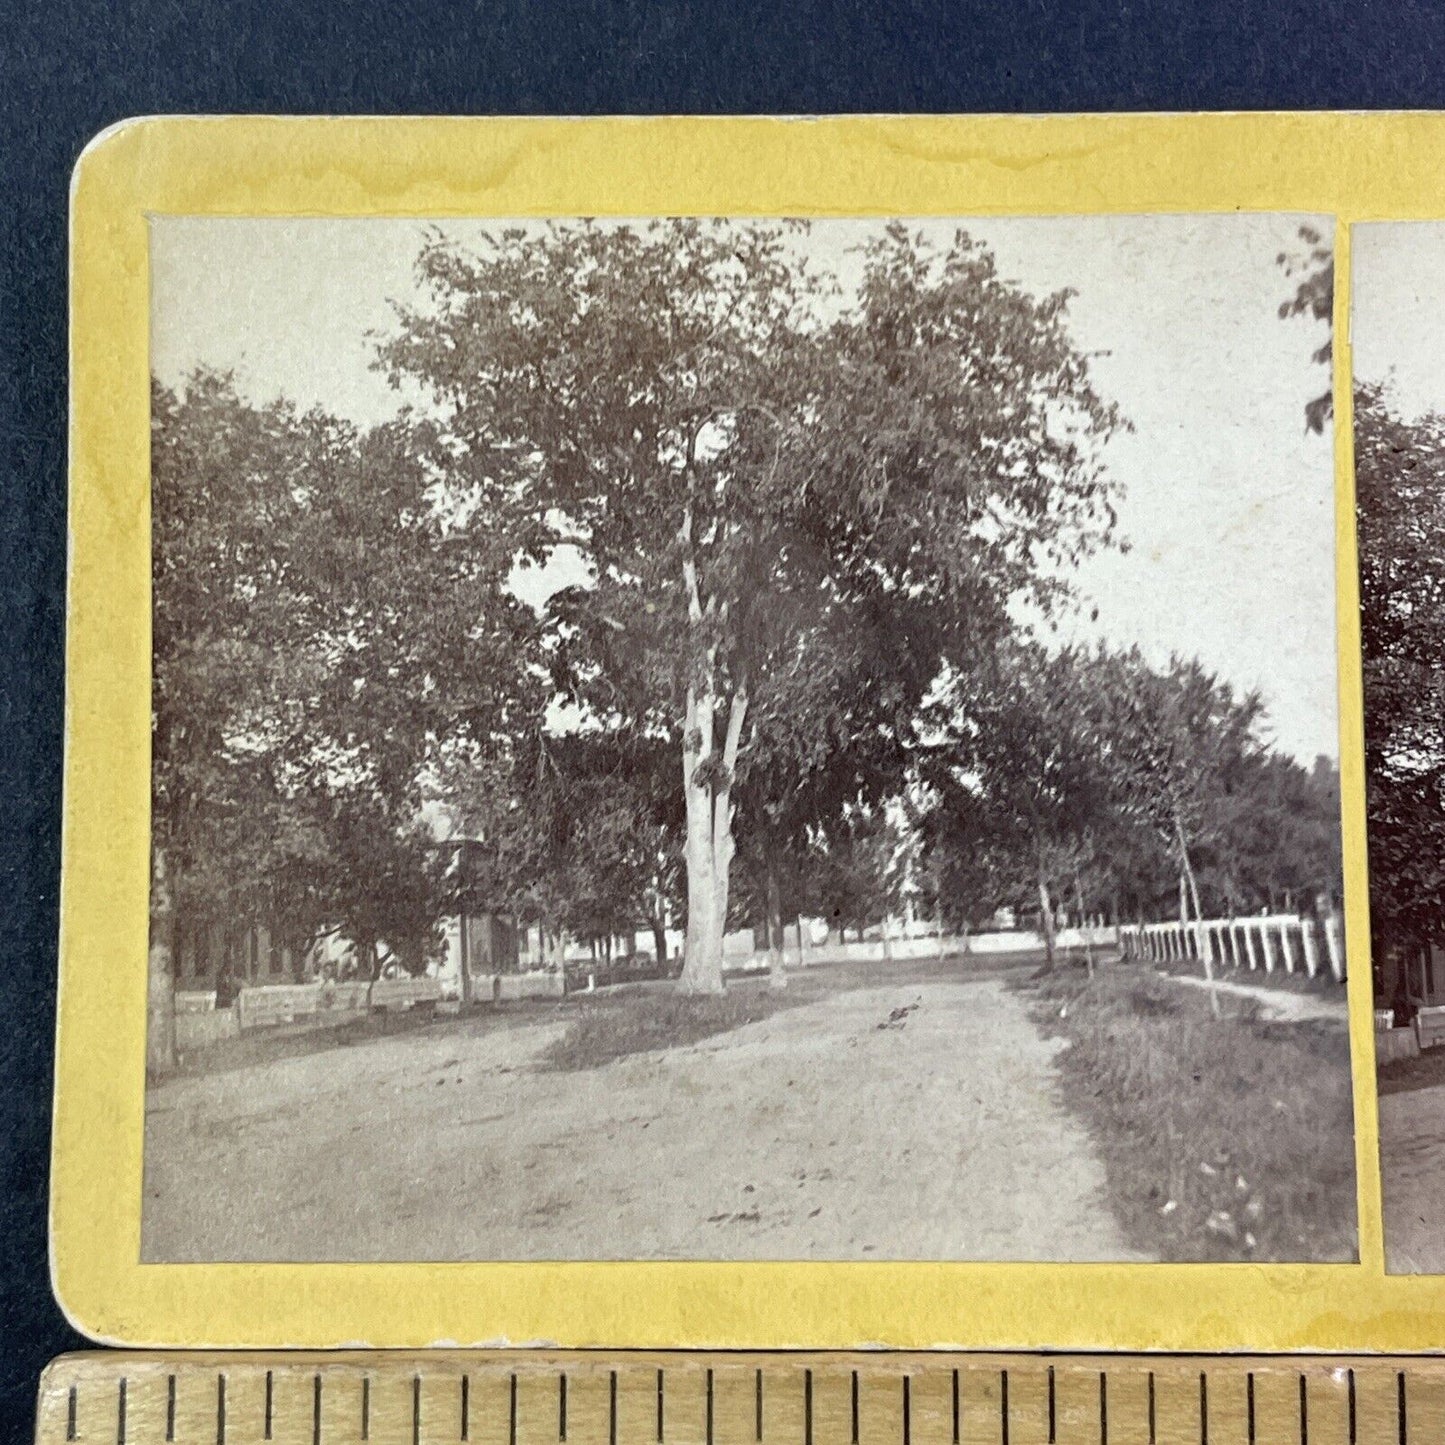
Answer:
[[33, 1353, 1445, 1445]]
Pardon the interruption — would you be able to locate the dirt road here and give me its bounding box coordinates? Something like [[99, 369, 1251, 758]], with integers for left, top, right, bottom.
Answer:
[[142, 972, 1146, 1262], [1381, 1083, 1445, 1272]]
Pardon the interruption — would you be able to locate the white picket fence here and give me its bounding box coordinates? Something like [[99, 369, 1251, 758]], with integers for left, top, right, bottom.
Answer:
[[172, 970, 567, 1054], [1117, 912, 1345, 983]]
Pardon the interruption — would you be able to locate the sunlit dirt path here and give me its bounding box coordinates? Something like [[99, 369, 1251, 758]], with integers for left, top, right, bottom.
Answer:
[[1382, 1082, 1445, 1273], [142, 973, 1146, 1263]]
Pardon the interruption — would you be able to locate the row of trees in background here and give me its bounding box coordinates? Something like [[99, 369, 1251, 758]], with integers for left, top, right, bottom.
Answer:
[[149, 219, 1341, 1050], [920, 643, 1340, 967]]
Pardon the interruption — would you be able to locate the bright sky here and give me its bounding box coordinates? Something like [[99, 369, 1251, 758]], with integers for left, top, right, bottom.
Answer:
[[1353, 222, 1445, 420], [150, 213, 1339, 762]]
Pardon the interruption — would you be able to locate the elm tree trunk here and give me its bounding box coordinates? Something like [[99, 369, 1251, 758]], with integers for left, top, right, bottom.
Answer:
[[678, 678, 747, 995], [680, 678, 725, 993], [1038, 870, 1057, 971]]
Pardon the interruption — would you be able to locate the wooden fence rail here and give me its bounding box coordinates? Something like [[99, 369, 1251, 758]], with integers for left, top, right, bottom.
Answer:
[[1117, 912, 1345, 983]]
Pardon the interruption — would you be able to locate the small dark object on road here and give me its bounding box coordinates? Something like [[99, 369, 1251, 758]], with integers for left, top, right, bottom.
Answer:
[[878, 1002, 921, 1030]]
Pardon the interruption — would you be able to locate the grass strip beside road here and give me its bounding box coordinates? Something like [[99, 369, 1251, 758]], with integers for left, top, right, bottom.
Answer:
[[1017, 963, 1357, 1263], [1149, 948, 1343, 1000], [538, 982, 805, 1071], [1379, 1045, 1445, 1096]]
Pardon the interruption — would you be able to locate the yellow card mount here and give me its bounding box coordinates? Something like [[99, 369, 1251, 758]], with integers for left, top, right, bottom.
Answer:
[[34, 1353, 1440, 1445]]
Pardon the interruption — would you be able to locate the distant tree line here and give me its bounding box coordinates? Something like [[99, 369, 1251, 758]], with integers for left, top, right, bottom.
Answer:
[[918, 641, 1340, 968]]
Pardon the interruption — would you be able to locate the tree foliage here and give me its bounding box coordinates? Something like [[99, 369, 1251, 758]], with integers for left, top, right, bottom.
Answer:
[[439, 730, 683, 963], [151, 220, 1345, 1027], [1277, 223, 1334, 434], [1354, 382, 1445, 948], [378, 219, 1124, 989], [920, 644, 1342, 954], [151, 371, 531, 979]]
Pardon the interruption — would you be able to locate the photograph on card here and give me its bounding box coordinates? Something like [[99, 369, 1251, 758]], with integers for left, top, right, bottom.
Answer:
[[1351, 221, 1445, 1274], [140, 213, 1354, 1263]]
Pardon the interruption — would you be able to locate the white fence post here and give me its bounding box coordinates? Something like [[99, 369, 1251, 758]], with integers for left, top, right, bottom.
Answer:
[[1279, 922, 1296, 974], [1301, 920, 1320, 978], [1324, 912, 1346, 982], [1122, 912, 1339, 987]]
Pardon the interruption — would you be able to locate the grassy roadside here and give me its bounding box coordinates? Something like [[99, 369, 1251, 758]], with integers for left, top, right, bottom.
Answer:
[[1148, 949, 1343, 1000], [536, 950, 1046, 1071], [162, 996, 569, 1080], [1017, 963, 1356, 1262], [1379, 1046, 1445, 1097], [538, 982, 805, 1071]]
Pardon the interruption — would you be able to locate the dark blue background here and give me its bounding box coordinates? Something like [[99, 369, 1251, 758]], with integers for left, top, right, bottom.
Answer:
[[7, 0, 1445, 1432]]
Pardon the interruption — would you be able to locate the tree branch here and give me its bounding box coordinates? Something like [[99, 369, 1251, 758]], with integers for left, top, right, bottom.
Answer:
[[679, 504, 705, 624]]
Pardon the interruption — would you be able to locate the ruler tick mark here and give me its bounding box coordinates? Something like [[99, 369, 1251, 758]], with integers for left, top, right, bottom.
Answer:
[[57, 1354, 1434, 1445]]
